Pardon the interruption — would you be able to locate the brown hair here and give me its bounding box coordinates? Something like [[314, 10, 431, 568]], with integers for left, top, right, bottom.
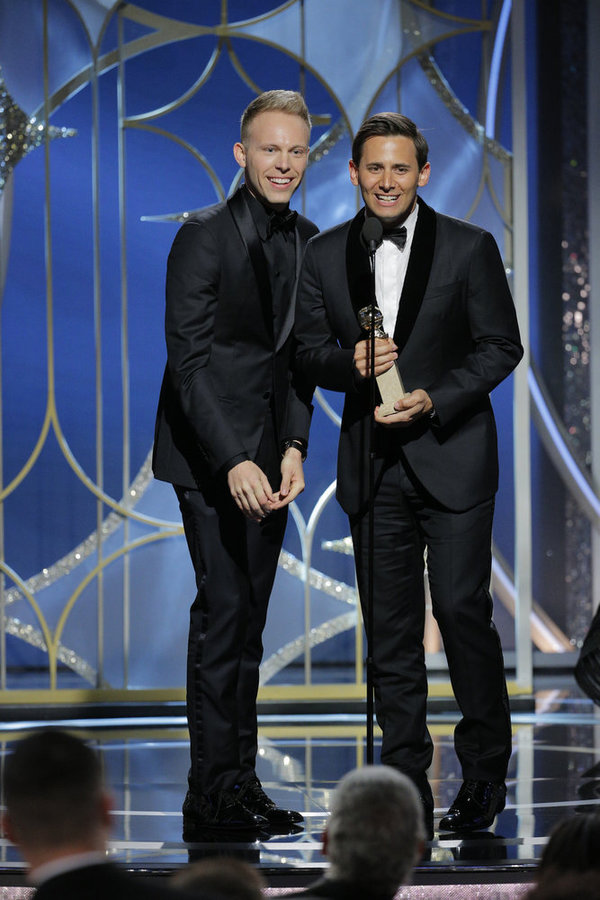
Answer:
[[240, 90, 311, 143], [4, 730, 104, 848], [352, 112, 429, 169]]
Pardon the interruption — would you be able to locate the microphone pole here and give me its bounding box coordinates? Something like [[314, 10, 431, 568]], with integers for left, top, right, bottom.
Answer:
[[360, 217, 383, 765]]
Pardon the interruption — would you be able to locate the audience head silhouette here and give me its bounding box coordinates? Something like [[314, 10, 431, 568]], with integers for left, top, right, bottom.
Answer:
[[317, 765, 425, 897], [174, 856, 264, 899], [537, 812, 600, 879], [2, 728, 110, 867]]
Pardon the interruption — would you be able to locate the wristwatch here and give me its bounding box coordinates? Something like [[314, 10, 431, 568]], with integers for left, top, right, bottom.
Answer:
[[281, 438, 307, 461]]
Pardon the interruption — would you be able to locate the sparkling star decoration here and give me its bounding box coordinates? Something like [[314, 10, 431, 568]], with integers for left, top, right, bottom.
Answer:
[[0, 67, 77, 195]]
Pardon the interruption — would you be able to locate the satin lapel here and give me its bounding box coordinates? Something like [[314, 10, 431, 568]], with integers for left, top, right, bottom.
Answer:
[[275, 229, 304, 353], [393, 197, 437, 352], [345, 209, 371, 325], [227, 189, 273, 339]]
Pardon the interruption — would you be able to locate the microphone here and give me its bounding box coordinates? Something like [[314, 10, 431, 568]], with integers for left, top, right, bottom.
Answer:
[[360, 217, 383, 254]]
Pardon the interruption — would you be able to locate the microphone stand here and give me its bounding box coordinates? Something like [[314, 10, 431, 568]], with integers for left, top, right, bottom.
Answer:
[[366, 242, 377, 765], [358, 215, 382, 766]]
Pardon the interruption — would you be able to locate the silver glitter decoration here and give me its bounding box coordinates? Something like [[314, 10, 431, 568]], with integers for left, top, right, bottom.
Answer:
[[417, 54, 511, 164], [5, 452, 155, 607], [260, 612, 356, 684], [0, 67, 76, 195], [560, 0, 591, 645], [6, 616, 96, 684], [307, 118, 348, 165], [3, 454, 156, 686], [321, 536, 354, 556], [278, 550, 356, 606]]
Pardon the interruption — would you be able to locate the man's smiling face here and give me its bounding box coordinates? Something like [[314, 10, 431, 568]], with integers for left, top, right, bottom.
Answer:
[[349, 135, 430, 228], [233, 110, 310, 211]]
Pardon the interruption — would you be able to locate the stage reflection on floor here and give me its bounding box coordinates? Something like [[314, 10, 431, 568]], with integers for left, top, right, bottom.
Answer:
[[1, 687, 599, 893]]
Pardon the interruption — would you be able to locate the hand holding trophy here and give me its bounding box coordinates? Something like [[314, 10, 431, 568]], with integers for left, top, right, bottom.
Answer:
[[358, 305, 406, 416]]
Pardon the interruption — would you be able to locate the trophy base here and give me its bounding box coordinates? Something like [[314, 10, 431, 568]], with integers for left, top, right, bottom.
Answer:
[[376, 362, 405, 415], [378, 401, 400, 417]]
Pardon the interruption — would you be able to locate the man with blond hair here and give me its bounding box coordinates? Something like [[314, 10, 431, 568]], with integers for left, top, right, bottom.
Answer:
[[153, 90, 318, 836]]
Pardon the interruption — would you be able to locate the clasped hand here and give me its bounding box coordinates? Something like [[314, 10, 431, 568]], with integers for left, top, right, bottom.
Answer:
[[227, 449, 305, 522]]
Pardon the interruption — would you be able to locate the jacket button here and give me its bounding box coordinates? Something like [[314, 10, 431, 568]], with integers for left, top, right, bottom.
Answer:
[[263, 391, 271, 400]]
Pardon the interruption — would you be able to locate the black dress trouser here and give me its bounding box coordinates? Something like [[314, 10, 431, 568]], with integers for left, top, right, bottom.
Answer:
[[175, 412, 287, 795], [350, 454, 512, 785], [176, 482, 287, 795]]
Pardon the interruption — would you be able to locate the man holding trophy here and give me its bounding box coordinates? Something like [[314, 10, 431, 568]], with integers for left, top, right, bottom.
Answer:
[[294, 112, 522, 839]]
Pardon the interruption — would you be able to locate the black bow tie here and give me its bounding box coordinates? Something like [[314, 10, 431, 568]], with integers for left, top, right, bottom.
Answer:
[[382, 225, 407, 251], [267, 209, 298, 238]]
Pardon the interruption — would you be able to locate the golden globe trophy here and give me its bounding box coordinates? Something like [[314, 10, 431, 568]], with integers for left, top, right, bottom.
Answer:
[[358, 305, 406, 416]]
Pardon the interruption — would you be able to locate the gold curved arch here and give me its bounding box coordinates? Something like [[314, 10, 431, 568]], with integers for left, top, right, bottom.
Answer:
[[363, 28, 490, 125], [0, 561, 54, 659], [51, 529, 179, 676], [462, 156, 488, 223], [0, 405, 52, 500], [49, 410, 180, 528], [125, 122, 226, 201], [125, 43, 223, 123], [483, 153, 513, 228], [407, 0, 490, 28], [223, 37, 265, 96], [63, 0, 123, 54]]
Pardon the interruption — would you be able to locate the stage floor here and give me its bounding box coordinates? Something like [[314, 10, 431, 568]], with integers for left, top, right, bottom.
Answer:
[[1, 684, 598, 898]]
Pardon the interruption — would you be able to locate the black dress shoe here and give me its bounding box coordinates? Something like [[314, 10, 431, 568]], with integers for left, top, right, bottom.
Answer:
[[236, 776, 304, 827], [438, 780, 506, 832], [419, 792, 434, 841], [413, 774, 434, 841], [182, 788, 268, 840]]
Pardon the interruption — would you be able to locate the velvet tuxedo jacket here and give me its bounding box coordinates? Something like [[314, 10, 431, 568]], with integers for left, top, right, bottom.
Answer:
[[294, 197, 523, 516], [153, 187, 318, 492]]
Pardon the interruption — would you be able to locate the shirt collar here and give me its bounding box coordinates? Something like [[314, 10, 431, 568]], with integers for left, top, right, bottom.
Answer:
[[30, 851, 107, 886], [367, 200, 420, 252]]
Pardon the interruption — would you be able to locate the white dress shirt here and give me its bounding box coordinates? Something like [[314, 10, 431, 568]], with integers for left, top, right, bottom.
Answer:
[[374, 203, 419, 337]]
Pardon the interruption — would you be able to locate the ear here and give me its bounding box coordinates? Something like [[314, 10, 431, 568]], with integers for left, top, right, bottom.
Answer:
[[99, 790, 114, 831], [418, 162, 431, 187], [233, 142, 247, 169], [348, 159, 359, 187], [321, 828, 329, 857], [414, 838, 425, 865], [2, 811, 17, 845]]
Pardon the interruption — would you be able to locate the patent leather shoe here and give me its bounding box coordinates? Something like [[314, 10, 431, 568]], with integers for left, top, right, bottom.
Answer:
[[413, 775, 434, 841], [419, 792, 434, 841], [236, 775, 304, 828], [182, 788, 268, 840], [439, 780, 506, 832]]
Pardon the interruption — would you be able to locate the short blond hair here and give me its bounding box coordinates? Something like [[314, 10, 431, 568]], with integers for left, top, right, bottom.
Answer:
[[240, 90, 311, 143]]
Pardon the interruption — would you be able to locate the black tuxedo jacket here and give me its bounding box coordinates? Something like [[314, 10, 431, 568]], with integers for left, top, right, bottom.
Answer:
[[33, 862, 207, 900], [153, 187, 318, 492], [294, 198, 523, 516]]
